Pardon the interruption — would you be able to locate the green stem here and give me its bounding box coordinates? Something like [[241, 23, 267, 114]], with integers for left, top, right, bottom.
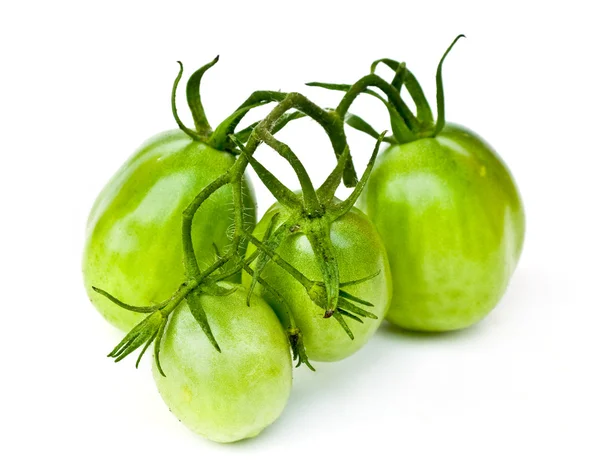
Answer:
[[329, 132, 386, 221], [182, 90, 371, 318], [244, 211, 282, 304], [237, 90, 288, 109], [230, 92, 356, 210], [233, 111, 305, 144], [231, 136, 302, 210], [255, 93, 356, 188], [159, 254, 234, 317], [209, 90, 289, 151], [317, 145, 350, 204], [181, 172, 231, 278], [229, 177, 244, 255]]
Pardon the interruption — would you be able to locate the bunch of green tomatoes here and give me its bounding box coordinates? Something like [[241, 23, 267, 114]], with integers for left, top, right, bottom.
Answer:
[[82, 37, 525, 443]]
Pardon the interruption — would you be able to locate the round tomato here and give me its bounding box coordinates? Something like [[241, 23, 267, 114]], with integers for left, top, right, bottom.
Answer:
[[243, 201, 392, 362], [360, 124, 525, 331], [152, 283, 292, 443], [83, 130, 256, 332]]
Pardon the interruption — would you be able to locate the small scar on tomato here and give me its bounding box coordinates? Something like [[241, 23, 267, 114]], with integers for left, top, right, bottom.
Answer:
[[289, 224, 301, 233]]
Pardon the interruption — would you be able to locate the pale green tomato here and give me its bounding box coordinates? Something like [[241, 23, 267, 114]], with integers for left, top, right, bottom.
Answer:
[[153, 283, 292, 443], [82, 130, 256, 332], [243, 202, 392, 362], [361, 124, 525, 331]]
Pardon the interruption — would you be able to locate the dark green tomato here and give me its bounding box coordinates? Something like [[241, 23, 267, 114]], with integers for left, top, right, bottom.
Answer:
[[361, 124, 525, 332], [243, 202, 392, 362], [153, 283, 292, 443], [83, 130, 256, 332]]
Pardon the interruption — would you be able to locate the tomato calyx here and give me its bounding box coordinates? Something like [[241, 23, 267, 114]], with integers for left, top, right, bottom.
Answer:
[[307, 34, 465, 146], [171, 57, 218, 141], [95, 270, 235, 375], [170, 58, 304, 158], [244, 230, 380, 340], [287, 328, 313, 371]]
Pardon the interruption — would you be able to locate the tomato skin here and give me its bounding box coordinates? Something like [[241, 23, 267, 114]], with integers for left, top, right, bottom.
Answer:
[[152, 284, 292, 443], [243, 203, 392, 362], [82, 130, 256, 332], [360, 124, 525, 331]]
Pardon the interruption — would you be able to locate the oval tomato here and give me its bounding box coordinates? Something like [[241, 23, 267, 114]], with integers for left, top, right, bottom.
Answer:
[[361, 124, 525, 331], [152, 283, 292, 443], [243, 201, 392, 362], [83, 130, 256, 332]]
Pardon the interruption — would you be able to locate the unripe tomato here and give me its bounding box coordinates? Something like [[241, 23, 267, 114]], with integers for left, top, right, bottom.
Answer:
[[361, 124, 525, 331], [243, 202, 392, 362], [153, 284, 292, 443], [83, 130, 256, 331]]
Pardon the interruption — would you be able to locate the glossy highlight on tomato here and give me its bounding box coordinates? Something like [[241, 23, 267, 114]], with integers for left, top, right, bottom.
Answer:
[[244, 201, 392, 362], [83, 130, 256, 332], [153, 283, 292, 443], [361, 124, 525, 331]]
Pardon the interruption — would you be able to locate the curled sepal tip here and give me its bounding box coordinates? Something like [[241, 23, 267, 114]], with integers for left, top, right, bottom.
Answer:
[[135, 329, 158, 369], [153, 316, 168, 377], [186, 288, 221, 353], [339, 289, 374, 307], [339, 298, 377, 320], [309, 279, 378, 320], [434, 34, 465, 136], [338, 309, 364, 324], [107, 311, 165, 366], [288, 328, 315, 371], [332, 311, 354, 340], [92, 286, 167, 313], [186, 56, 219, 137], [172, 62, 204, 141], [340, 269, 381, 287]]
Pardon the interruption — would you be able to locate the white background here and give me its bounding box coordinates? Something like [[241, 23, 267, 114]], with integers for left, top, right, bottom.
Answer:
[[1, 1, 598, 471]]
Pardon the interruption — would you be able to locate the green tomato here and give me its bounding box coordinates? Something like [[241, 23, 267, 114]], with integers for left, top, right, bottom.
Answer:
[[83, 130, 256, 332], [153, 283, 292, 443], [360, 124, 525, 331], [243, 202, 392, 362]]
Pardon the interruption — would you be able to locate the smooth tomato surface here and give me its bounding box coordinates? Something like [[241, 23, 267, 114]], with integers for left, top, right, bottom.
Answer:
[[83, 130, 256, 331], [243, 202, 392, 362], [361, 124, 525, 331], [153, 283, 292, 443]]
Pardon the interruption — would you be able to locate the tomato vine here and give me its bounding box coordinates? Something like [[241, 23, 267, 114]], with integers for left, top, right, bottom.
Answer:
[[92, 38, 463, 372]]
